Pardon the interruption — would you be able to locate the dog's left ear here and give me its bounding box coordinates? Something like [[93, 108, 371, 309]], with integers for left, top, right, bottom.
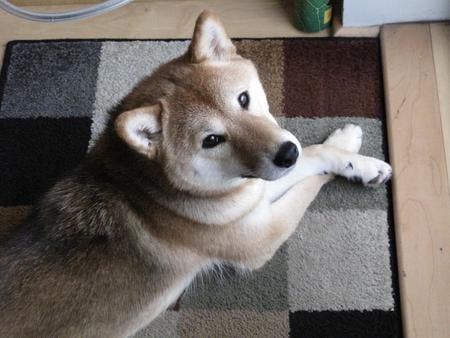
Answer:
[[190, 10, 236, 63], [115, 105, 162, 158]]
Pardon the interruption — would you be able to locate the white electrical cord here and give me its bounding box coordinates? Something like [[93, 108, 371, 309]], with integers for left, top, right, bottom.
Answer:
[[0, 0, 134, 22]]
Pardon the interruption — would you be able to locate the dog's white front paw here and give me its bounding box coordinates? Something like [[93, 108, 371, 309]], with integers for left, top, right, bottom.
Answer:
[[324, 124, 363, 154], [346, 157, 392, 187]]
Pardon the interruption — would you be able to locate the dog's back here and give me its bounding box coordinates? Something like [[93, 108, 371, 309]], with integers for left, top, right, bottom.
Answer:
[[0, 162, 177, 337]]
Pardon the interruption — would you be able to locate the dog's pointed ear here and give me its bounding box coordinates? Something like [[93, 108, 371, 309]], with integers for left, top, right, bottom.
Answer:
[[190, 10, 236, 63], [115, 105, 162, 158]]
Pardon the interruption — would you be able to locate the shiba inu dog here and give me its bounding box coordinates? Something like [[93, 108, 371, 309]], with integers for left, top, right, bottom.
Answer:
[[0, 10, 392, 338]]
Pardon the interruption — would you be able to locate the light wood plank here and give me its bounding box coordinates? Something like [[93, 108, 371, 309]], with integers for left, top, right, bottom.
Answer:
[[0, 0, 330, 65], [431, 23, 450, 195], [381, 24, 450, 338]]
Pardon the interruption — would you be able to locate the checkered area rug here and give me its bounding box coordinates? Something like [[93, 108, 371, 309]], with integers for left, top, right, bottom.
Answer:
[[0, 38, 402, 337]]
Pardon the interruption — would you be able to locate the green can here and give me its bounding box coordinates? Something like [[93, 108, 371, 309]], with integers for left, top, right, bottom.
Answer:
[[294, 0, 332, 33]]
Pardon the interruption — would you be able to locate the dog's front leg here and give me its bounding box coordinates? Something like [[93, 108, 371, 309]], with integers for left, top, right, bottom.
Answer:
[[225, 125, 392, 270], [233, 174, 333, 270], [264, 124, 392, 202], [264, 124, 362, 201]]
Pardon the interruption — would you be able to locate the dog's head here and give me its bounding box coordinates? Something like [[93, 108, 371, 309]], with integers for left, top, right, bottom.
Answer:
[[114, 11, 301, 194]]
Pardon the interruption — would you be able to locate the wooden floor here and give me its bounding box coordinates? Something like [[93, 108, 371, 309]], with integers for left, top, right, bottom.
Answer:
[[431, 24, 450, 193], [0, 1, 449, 337], [381, 23, 450, 338]]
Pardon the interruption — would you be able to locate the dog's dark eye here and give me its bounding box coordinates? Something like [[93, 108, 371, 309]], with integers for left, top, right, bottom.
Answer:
[[238, 91, 250, 109], [202, 135, 226, 149]]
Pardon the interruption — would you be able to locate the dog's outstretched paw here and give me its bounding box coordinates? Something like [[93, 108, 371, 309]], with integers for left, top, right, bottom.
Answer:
[[324, 124, 363, 154], [348, 157, 392, 187]]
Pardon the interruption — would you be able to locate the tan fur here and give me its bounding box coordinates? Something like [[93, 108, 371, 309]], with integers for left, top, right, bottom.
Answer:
[[0, 10, 392, 337]]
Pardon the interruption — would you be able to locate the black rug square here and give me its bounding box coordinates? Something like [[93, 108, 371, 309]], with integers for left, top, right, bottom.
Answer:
[[289, 310, 401, 338], [0, 117, 91, 206]]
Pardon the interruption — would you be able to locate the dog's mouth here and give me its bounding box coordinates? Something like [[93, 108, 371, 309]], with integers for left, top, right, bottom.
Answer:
[[240, 161, 297, 181], [241, 174, 257, 179]]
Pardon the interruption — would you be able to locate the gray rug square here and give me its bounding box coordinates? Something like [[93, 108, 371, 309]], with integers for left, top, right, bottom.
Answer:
[[90, 40, 190, 144], [180, 244, 288, 311], [134, 311, 179, 338], [178, 310, 289, 338], [288, 209, 394, 311], [278, 117, 389, 211], [0, 41, 101, 119]]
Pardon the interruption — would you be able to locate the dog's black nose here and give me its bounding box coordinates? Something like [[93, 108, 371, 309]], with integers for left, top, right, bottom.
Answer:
[[273, 141, 299, 168]]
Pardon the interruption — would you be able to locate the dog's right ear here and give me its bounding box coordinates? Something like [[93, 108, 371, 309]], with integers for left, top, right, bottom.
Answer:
[[190, 10, 236, 63], [115, 105, 162, 158]]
